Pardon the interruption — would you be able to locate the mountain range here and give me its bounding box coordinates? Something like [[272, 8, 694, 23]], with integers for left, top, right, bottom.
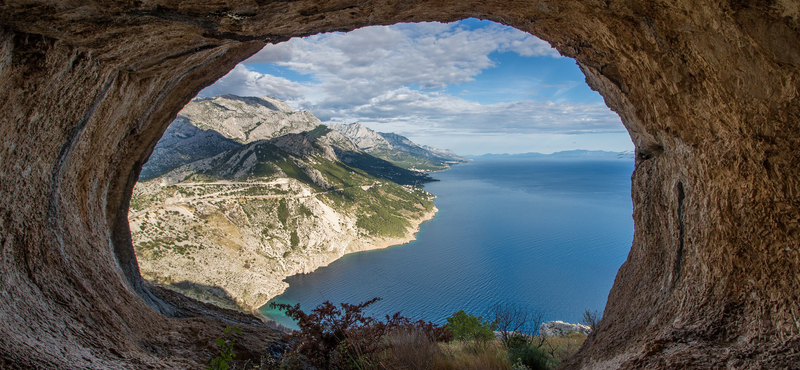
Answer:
[[475, 150, 635, 160], [130, 95, 464, 311], [329, 122, 468, 171]]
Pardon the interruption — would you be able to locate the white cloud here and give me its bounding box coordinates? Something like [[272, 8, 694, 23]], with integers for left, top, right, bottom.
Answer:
[[197, 64, 309, 102], [315, 87, 623, 135], [245, 21, 560, 108], [199, 20, 629, 153]]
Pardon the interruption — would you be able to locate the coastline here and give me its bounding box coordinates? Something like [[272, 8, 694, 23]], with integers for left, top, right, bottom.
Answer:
[[136, 202, 440, 314], [250, 205, 439, 312]]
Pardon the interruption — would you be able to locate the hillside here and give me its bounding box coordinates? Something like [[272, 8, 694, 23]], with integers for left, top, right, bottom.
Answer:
[[140, 94, 324, 179], [329, 122, 470, 171], [140, 116, 242, 180], [130, 96, 444, 311]]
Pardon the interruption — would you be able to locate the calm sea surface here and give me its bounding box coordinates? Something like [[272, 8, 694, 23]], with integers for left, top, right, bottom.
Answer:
[[259, 156, 634, 328]]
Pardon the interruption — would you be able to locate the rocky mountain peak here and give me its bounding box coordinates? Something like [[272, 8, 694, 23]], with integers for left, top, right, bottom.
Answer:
[[328, 122, 391, 150], [179, 95, 320, 143]]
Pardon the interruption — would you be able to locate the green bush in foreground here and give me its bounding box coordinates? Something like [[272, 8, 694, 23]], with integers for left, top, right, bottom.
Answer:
[[506, 337, 554, 370], [445, 310, 496, 343], [207, 325, 242, 370], [211, 304, 586, 370]]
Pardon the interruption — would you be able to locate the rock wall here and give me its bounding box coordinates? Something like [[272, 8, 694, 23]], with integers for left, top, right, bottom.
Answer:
[[0, 1, 798, 368]]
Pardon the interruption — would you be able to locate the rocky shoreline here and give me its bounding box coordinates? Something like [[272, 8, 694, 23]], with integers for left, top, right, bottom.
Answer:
[[132, 187, 438, 312]]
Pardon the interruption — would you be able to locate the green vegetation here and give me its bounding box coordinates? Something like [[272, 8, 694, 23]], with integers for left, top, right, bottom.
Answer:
[[207, 325, 242, 370], [369, 147, 452, 172], [230, 301, 587, 370], [506, 337, 554, 370], [270, 298, 451, 370], [305, 124, 333, 139], [276, 158, 320, 190], [251, 162, 277, 177], [356, 211, 408, 238], [335, 150, 434, 186], [277, 200, 290, 227], [308, 158, 434, 238], [311, 158, 371, 187], [445, 310, 496, 343]]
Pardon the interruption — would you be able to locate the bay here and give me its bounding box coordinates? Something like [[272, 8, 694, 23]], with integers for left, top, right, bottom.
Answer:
[[259, 156, 634, 329]]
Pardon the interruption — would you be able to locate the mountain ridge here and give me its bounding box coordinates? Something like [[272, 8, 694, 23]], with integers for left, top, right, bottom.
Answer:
[[130, 95, 453, 311], [329, 122, 470, 171]]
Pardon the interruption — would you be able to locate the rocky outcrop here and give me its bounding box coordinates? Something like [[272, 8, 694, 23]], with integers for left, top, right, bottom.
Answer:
[[329, 122, 390, 150], [131, 175, 436, 311], [1, 1, 799, 369], [540, 321, 592, 337], [140, 116, 243, 179], [181, 95, 321, 143]]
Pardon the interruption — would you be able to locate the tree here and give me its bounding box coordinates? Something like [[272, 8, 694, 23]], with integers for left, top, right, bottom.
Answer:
[[444, 310, 495, 343], [581, 309, 602, 331], [486, 303, 544, 347]]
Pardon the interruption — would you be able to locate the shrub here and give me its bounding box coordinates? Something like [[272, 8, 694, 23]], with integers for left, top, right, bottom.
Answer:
[[207, 325, 241, 370], [506, 334, 530, 350], [444, 310, 495, 343], [270, 298, 450, 370], [581, 309, 602, 330], [507, 342, 553, 370], [541, 331, 587, 364], [486, 303, 543, 347]]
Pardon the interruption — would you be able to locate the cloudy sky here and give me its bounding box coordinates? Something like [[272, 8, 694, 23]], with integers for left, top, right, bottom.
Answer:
[[199, 19, 633, 155]]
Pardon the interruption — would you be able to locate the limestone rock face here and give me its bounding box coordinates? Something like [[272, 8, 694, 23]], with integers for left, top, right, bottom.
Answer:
[[329, 122, 392, 150], [140, 116, 243, 179], [180, 95, 322, 143], [540, 321, 592, 337], [1, 1, 799, 369]]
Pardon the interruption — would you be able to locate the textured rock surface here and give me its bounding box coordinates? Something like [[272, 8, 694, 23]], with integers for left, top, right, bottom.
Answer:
[[1, 1, 799, 369], [181, 94, 322, 143], [540, 321, 592, 337], [331, 122, 470, 171], [140, 116, 242, 179]]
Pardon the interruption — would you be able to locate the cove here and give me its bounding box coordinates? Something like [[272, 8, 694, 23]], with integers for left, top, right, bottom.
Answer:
[[259, 154, 634, 329]]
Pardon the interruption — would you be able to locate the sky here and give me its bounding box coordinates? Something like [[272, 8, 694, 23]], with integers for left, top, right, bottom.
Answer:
[[199, 19, 633, 155]]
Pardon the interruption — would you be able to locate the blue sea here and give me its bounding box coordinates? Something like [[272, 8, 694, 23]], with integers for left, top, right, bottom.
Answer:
[[259, 155, 634, 329]]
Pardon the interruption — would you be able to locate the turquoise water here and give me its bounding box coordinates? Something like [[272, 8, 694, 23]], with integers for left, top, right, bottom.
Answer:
[[259, 156, 634, 328]]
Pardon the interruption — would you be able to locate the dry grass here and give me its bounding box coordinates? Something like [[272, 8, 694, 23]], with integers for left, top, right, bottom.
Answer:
[[426, 333, 587, 370], [380, 329, 440, 370], [540, 332, 587, 363], [258, 331, 587, 370], [431, 341, 511, 370]]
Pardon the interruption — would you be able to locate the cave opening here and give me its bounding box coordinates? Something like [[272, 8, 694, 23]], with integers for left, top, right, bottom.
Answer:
[[3, 2, 799, 369], [129, 20, 635, 341]]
